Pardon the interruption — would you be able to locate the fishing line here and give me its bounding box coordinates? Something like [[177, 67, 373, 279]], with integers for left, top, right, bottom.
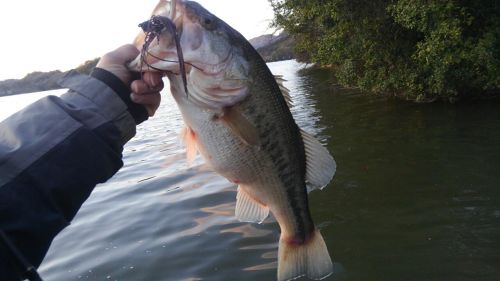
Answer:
[[145, 51, 204, 71]]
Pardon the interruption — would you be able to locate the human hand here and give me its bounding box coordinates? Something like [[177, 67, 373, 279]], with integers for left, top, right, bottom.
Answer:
[[130, 72, 163, 117], [96, 44, 163, 116]]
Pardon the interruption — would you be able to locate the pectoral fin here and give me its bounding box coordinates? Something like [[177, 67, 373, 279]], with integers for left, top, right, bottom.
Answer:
[[235, 185, 269, 224], [180, 126, 198, 165], [220, 107, 259, 146], [301, 130, 336, 192]]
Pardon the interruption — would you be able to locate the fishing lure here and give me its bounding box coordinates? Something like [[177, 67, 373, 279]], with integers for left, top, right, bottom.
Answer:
[[138, 15, 189, 96]]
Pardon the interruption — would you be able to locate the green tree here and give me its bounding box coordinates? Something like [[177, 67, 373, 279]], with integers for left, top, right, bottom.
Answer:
[[270, 0, 500, 101]]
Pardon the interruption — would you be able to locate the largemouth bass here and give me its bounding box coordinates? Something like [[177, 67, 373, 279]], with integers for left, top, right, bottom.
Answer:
[[129, 1, 336, 280]]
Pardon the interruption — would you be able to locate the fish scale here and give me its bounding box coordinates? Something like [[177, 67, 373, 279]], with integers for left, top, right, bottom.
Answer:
[[244, 59, 314, 239]]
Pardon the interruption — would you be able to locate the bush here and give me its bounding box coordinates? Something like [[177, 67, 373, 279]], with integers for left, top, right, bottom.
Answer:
[[270, 0, 500, 101]]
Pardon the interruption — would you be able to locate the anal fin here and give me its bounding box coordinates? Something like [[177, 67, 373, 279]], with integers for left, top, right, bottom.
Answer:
[[235, 185, 269, 224]]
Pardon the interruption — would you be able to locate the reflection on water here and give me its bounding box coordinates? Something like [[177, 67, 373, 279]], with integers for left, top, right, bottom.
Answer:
[[2, 60, 498, 281], [304, 66, 500, 281]]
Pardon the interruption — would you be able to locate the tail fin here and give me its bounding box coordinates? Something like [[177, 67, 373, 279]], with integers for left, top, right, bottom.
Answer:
[[278, 230, 333, 281]]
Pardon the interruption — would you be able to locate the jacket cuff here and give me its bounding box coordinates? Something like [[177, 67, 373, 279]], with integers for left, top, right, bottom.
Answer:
[[58, 71, 137, 144], [90, 68, 149, 125]]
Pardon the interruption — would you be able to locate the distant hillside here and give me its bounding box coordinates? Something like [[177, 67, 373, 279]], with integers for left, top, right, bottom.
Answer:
[[249, 34, 277, 49], [0, 71, 67, 97], [250, 32, 295, 62], [0, 58, 98, 97], [0, 33, 295, 97]]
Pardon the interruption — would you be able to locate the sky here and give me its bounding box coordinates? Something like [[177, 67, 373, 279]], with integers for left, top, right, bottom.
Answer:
[[0, 0, 275, 81]]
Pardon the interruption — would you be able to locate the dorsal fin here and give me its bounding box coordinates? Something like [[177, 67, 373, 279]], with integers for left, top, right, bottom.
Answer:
[[275, 75, 293, 108], [301, 130, 336, 192]]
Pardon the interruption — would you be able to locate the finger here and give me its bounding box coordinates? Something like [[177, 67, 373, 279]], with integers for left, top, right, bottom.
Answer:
[[117, 44, 141, 63], [131, 79, 164, 94], [131, 91, 161, 105], [97, 44, 140, 67], [142, 72, 164, 88], [131, 92, 161, 116], [109, 45, 140, 65], [131, 80, 149, 94], [96, 44, 141, 84]]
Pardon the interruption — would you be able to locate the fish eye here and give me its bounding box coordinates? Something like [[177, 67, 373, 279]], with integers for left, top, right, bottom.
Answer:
[[201, 16, 216, 29]]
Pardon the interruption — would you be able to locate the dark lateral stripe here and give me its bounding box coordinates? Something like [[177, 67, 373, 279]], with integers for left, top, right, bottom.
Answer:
[[262, 119, 314, 240]]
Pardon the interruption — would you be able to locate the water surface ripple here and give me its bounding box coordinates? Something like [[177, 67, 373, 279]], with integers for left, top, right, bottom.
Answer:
[[14, 60, 496, 281]]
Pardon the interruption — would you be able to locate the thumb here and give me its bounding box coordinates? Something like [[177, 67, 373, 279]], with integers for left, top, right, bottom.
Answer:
[[96, 44, 141, 85], [97, 44, 140, 67]]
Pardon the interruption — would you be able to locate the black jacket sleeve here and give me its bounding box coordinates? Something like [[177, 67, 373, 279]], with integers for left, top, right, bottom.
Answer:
[[0, 70, 146, 280]]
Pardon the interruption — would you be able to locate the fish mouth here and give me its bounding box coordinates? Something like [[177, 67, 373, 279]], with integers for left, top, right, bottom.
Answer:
[[126, 0, 187, 95], [137, 13, 189, 94], [127, 0, 233, 93]]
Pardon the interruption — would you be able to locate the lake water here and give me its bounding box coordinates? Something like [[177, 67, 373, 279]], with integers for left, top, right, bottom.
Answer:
[[1, 60, 498, 281], [0, 90, 66, 122]]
